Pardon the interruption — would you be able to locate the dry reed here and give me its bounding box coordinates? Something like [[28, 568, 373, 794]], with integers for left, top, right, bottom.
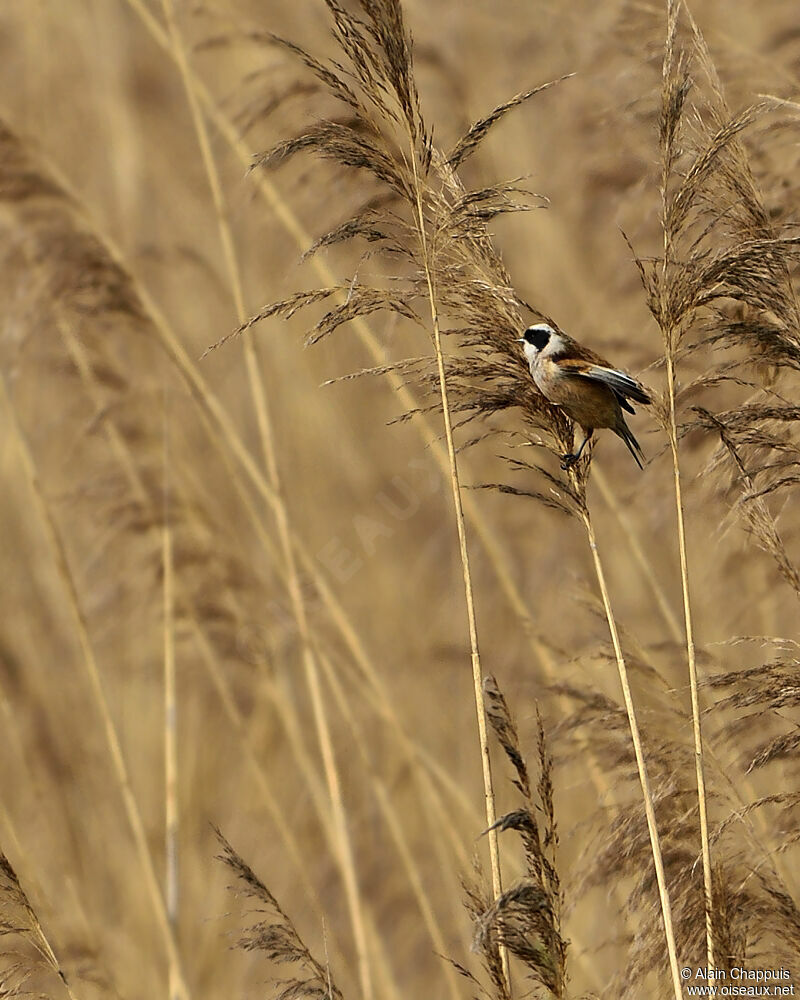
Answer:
[[4, 1, 800, 998]]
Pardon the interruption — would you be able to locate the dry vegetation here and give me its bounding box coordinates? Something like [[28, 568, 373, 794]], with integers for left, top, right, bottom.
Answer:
[[2, 0, 800, 997]]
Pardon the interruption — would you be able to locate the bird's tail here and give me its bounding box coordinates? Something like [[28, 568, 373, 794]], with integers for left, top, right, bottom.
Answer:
[[615, 417, 645, 470]]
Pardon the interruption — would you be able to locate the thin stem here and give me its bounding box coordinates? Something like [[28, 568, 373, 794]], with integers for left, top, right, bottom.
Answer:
[[665, 352, 715, 970], [409, 155, 507, 992], [592, 468, 683, 643], [162, 392, 180, 1000], [157, 5, 374, 996], [580, 507, 682, 1000], [660, 0, 715, 965]]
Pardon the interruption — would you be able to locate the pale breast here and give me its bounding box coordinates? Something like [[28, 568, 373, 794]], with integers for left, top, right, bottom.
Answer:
[[530, 356, 565, 399]]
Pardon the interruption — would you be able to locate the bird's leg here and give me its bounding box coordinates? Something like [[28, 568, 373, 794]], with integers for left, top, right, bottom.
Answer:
[[561, 429, 593, 470], [573, 429, 593, 461]]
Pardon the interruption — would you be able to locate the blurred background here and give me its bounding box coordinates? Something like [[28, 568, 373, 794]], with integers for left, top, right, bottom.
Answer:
[[1, 1, 799, 997]]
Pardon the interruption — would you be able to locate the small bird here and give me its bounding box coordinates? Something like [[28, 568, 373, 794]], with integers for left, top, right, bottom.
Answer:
[[518, 322, 651, 470]]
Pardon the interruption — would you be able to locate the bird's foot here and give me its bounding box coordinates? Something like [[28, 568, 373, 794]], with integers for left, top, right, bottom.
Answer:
[[560, 453, 578, 471]]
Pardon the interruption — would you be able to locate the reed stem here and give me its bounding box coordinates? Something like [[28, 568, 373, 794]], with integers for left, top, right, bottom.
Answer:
[[410, 154, 507, 992], [580, 507, 682, 1000]]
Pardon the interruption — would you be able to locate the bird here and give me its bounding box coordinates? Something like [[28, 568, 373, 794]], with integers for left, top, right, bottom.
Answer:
[[518, 322, 652, 470]]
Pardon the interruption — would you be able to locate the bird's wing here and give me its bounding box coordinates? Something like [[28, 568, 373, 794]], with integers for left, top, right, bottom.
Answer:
[[558, 359, 651, 407]]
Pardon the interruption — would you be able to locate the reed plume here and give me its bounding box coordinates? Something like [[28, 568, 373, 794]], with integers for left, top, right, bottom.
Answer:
[[0, 850, 77, 1000], [478, 678, 567, 999], [217, 830, 342, 1000]]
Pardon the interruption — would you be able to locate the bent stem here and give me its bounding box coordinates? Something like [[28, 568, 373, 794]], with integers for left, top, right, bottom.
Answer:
[[580, 506, 682, 1000], [410, 158, 506, 990]]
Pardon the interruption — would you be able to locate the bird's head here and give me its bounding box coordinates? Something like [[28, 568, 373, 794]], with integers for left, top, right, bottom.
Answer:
[[517, 323, 556, 360]]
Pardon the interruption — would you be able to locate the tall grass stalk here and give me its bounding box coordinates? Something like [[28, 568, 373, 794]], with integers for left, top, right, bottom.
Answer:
[[660, 1, 714, 968], [409, 154, 507, 986], [592, 468, 683, 643], [193, 7, 665, 988], [579, 505, 683, 1000], [157, 5, 374, 995], [664, 349, 714, 970]]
